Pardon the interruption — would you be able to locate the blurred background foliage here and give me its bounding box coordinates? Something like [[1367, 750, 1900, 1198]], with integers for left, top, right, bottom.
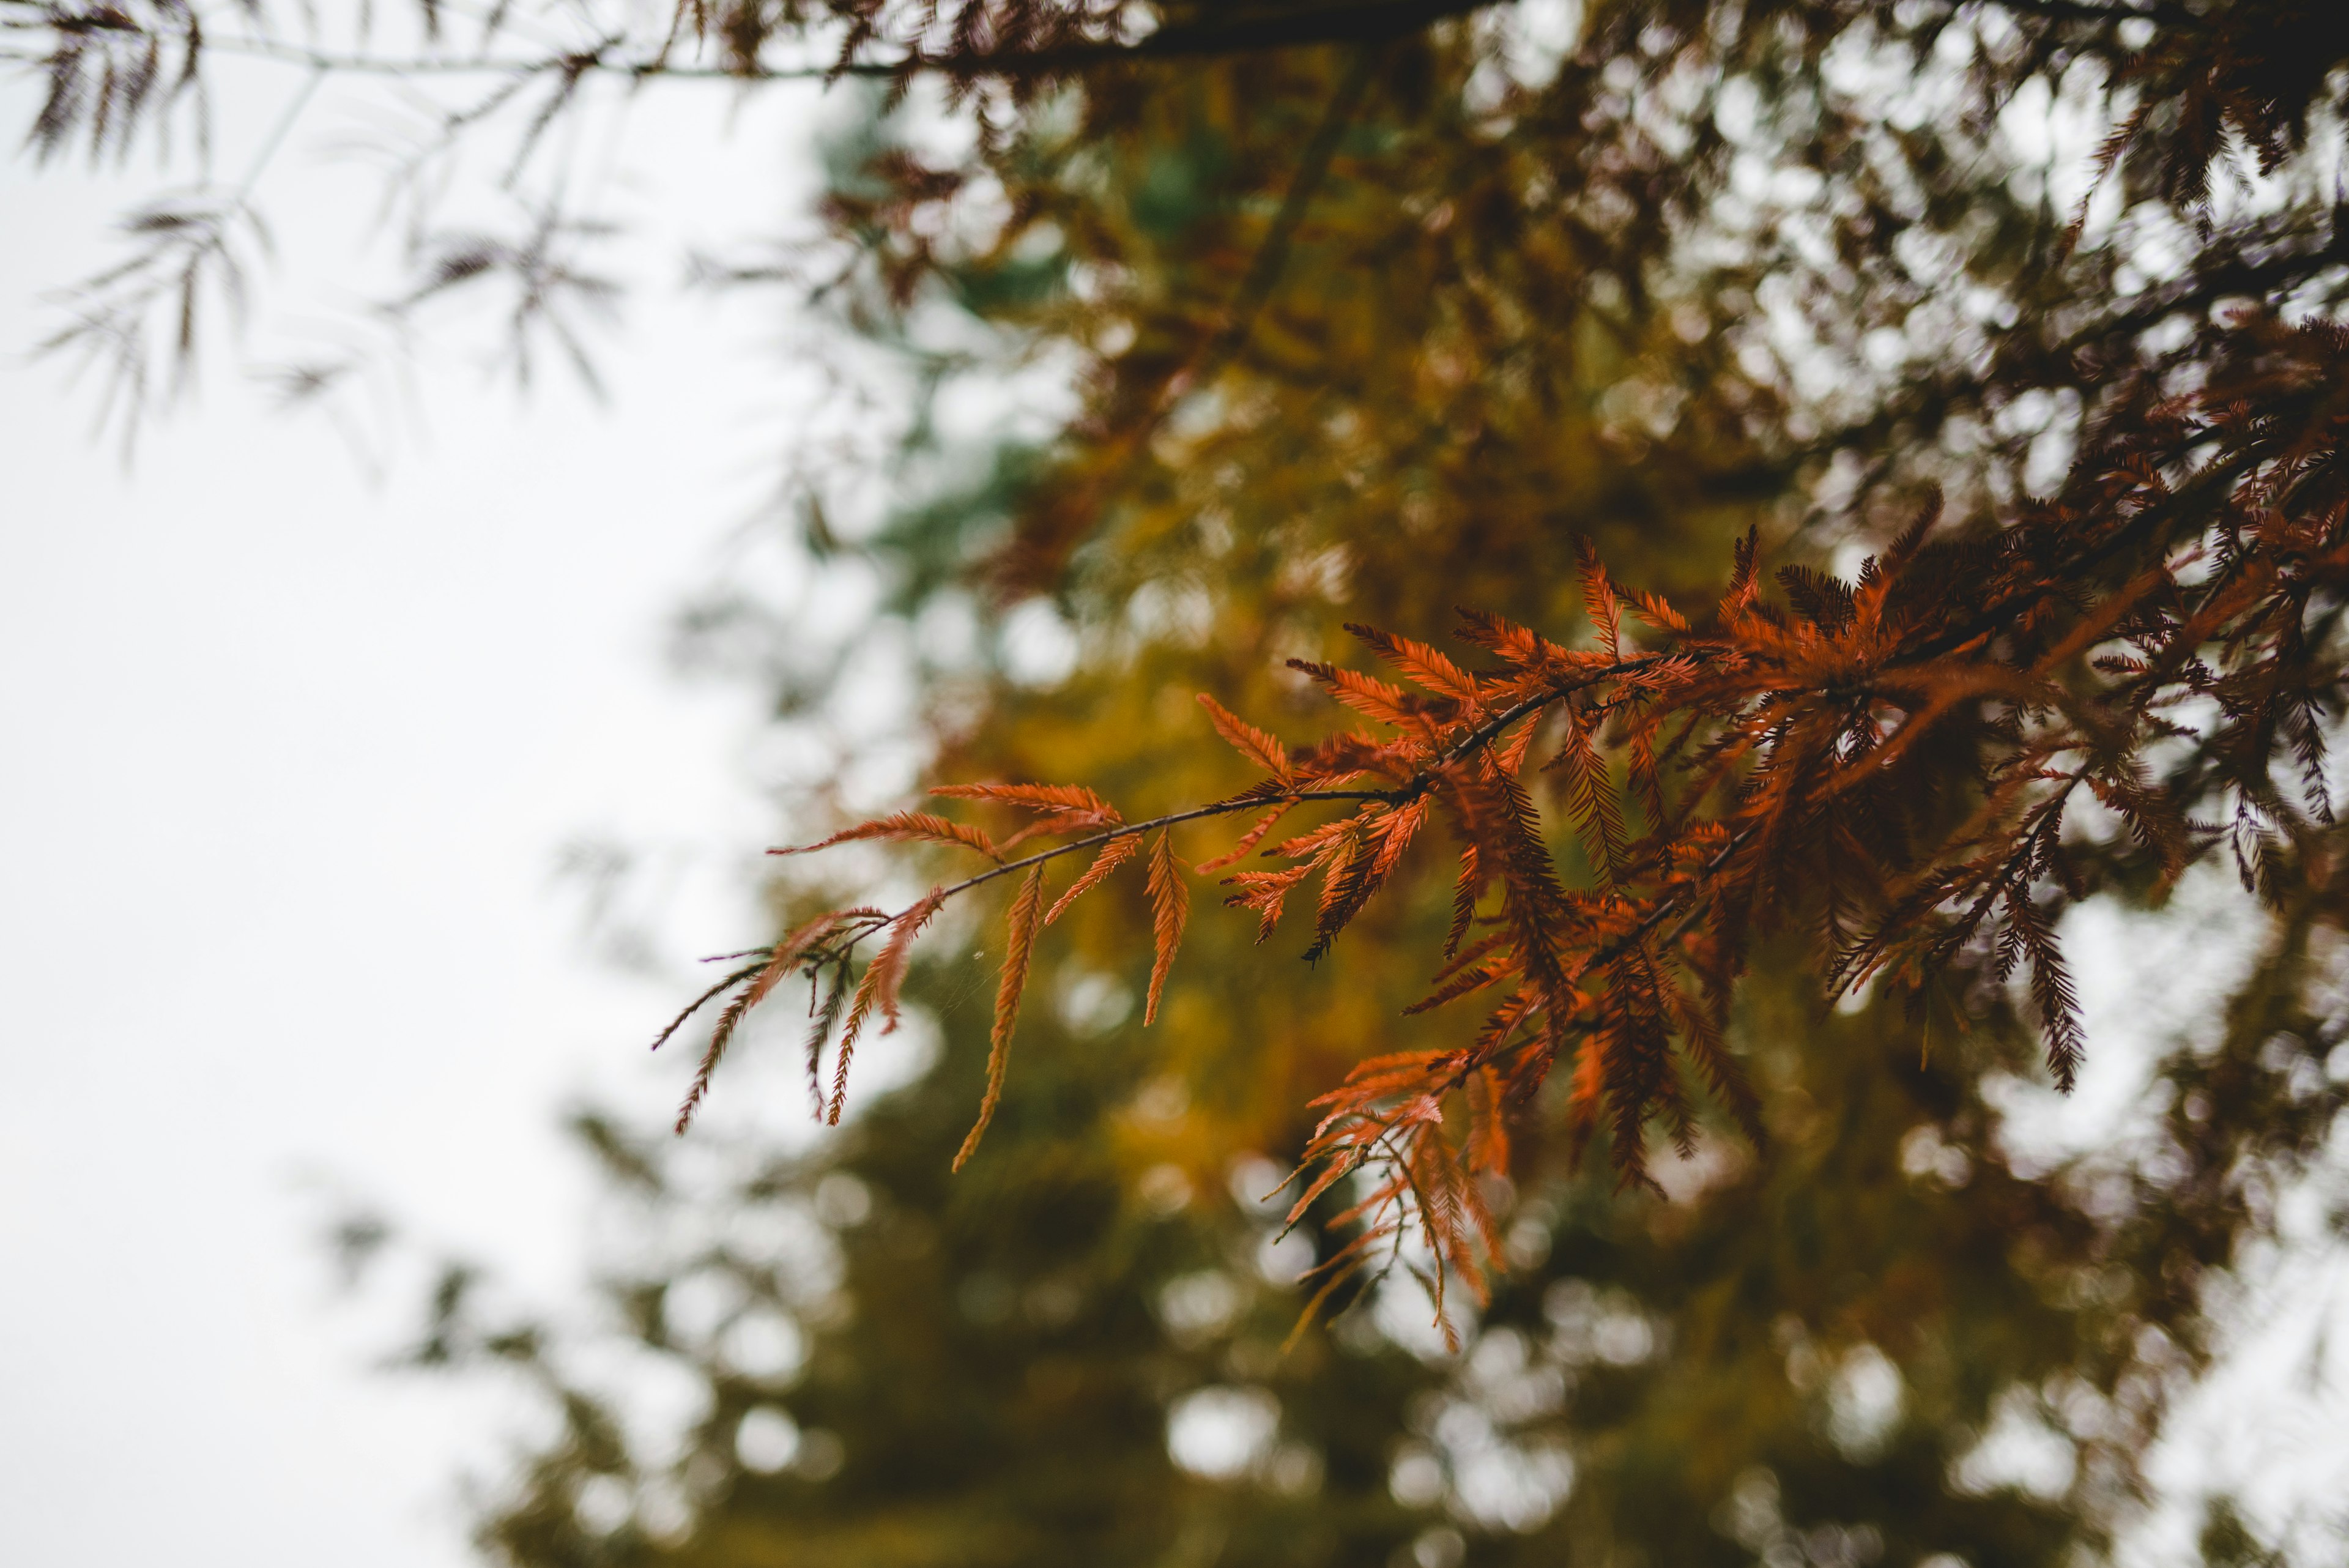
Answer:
[[328, 10, 2349, 1568]]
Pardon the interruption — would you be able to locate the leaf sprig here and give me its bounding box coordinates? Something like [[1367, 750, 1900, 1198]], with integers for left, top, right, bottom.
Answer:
[[662, 311, 2349, 1320]]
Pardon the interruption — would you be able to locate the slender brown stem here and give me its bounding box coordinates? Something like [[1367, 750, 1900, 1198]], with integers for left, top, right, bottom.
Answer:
[[41, 0, 1497, 84], [748, 787, 1398, 958], [648, 959, 769, 1052], [749, 650, 1685, 976], [940, 790, 1384, 894]]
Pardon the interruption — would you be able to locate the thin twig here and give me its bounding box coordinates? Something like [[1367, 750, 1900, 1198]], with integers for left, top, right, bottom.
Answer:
[[648, 960, 768, 1052], [783, 787, 1399, 913], [23, 0, 1497, 86]]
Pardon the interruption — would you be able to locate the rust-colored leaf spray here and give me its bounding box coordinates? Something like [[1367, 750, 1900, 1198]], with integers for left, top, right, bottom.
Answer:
[[657, 317, 2349, 1315]]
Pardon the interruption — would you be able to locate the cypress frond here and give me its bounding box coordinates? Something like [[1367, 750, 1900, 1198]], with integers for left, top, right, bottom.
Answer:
[[952, 861, 1047, 1172]]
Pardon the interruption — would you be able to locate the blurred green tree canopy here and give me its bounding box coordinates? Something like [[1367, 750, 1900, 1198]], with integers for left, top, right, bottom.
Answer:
[[19, 2, 2349, 1564]]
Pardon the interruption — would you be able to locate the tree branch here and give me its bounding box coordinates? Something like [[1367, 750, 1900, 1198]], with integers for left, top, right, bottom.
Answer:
[[9, 0, 1501, 87]]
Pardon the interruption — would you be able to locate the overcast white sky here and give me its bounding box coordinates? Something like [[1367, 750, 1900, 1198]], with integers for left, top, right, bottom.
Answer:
[[0, 63, 840, 1567]]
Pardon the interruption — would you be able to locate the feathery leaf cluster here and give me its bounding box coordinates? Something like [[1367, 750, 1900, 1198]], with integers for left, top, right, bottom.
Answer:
[[677, 294, 2349, 1310]]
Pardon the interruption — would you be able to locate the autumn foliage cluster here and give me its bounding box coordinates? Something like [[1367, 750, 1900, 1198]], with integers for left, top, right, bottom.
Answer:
[[669, 292, 2349, 1319]]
